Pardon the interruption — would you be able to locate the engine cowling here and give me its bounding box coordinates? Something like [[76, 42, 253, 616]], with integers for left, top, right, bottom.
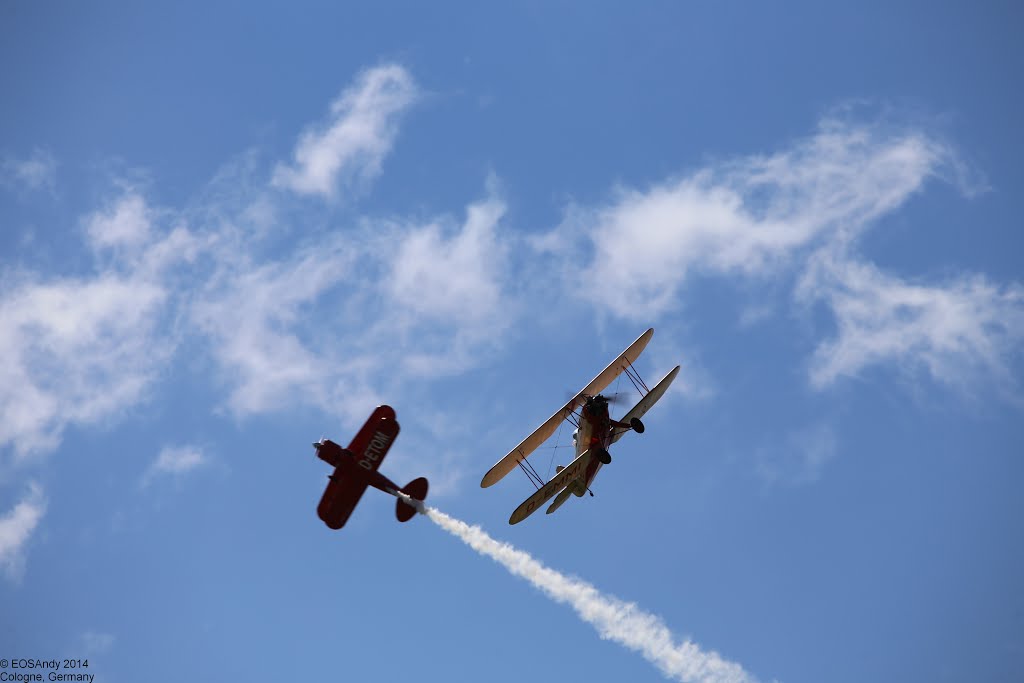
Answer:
[[314, 439, 345, 467]]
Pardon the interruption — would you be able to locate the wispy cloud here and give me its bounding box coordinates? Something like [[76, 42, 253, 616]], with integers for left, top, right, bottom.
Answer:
[[542, 116, 958, 320], [272, 64, 418, 199], [1, 149, 57, 194], [86, 191, 153, 250], [0, 191, 197, 459], [0, 272, 168, 457], [0, 483, 46, 581], [800, 250, 1024, 393], [79, 631, 115, 655], [389, 196, 507, 328], [755, 423, 838, 487], [187, 196, 515, 431], [385, 192, 513, 376], [142, 445, 206, 486], [191, 235, 368, 419]]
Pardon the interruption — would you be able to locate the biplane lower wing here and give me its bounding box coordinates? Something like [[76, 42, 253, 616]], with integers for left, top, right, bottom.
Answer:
[[318, 476, 370, 530], [610, 365, 680, 446], [509, 448, 595, 524], [482, 327, 654, 488]]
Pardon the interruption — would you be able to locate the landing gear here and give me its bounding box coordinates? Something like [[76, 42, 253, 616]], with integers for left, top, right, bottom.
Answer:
[[630, 417, 645, 433], [597, 449, 612, 465]]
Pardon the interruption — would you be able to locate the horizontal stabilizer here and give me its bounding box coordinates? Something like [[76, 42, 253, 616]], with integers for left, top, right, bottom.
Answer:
[[546, 487, 574, 515]]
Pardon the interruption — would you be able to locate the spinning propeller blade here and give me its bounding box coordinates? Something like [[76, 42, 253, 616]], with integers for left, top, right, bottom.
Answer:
[[583, 392, 629, 406]]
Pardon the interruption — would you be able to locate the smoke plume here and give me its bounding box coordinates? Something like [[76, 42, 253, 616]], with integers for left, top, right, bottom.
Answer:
[[425, 507, 757, 683]]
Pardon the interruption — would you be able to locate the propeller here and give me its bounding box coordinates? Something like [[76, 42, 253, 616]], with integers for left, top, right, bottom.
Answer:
[[582, 393, 628, 407]]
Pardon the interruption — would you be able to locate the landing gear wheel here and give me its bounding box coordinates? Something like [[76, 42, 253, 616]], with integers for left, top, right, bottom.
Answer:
[[630, 417, 645, 433], [597, 449, 612, 465]]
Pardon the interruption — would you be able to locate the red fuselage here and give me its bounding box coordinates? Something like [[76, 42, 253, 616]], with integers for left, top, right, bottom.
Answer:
[[575, 398, 617, 490]]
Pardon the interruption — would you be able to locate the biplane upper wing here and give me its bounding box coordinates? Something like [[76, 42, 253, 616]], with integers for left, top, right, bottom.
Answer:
[[610, 364, 680, 446], [481, 327, 654, 488], [509, 448, 595, 524], [316, 406, 400, 529]]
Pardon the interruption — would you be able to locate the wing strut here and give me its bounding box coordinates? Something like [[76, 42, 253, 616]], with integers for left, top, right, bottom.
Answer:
[[623, 358, 651, 395], [516, 454, 545, 490]]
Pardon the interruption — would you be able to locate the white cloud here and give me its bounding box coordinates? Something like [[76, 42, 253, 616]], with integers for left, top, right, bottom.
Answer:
[[1, 149, 57, 193], [79, 631, 115, 655], [385, 194, 513, 376], [190, 188, 514, 422], [0, 274, 168, 457], [272, 64, 418, 199], [800, 250, 1024, 392], [0, 191, 196, 459], [142, 445, 206, 485], [86, 192, 152, 250], [0, 483, 46, 581], [544, 117, 955, 321], [389, 196, 506, 325], [190, 233, 382, 421]]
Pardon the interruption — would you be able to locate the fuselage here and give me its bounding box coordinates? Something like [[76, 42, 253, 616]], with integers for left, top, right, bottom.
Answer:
[[316, 437, 403, 496], [572, 398, 616, 494]]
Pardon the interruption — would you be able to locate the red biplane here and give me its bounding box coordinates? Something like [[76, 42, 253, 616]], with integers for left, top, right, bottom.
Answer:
[[481, 328, 679, 524], [314, 405, 428, 529]]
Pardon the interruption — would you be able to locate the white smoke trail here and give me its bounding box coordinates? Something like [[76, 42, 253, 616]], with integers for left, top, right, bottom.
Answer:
[[425, 507, 758, 683]]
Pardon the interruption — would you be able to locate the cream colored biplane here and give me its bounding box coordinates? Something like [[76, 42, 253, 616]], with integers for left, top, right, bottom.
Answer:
[[481, 328, 679, 524]]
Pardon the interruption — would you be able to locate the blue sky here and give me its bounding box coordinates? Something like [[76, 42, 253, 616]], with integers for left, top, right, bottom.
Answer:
[[2, 2, 1022, 682]]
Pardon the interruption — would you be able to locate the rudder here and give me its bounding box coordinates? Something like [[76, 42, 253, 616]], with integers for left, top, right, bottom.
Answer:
[[396, 477, 429, 522]]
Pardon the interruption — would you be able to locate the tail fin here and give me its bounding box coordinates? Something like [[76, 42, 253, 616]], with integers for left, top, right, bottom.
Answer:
[[396, 477, 429, 522]]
